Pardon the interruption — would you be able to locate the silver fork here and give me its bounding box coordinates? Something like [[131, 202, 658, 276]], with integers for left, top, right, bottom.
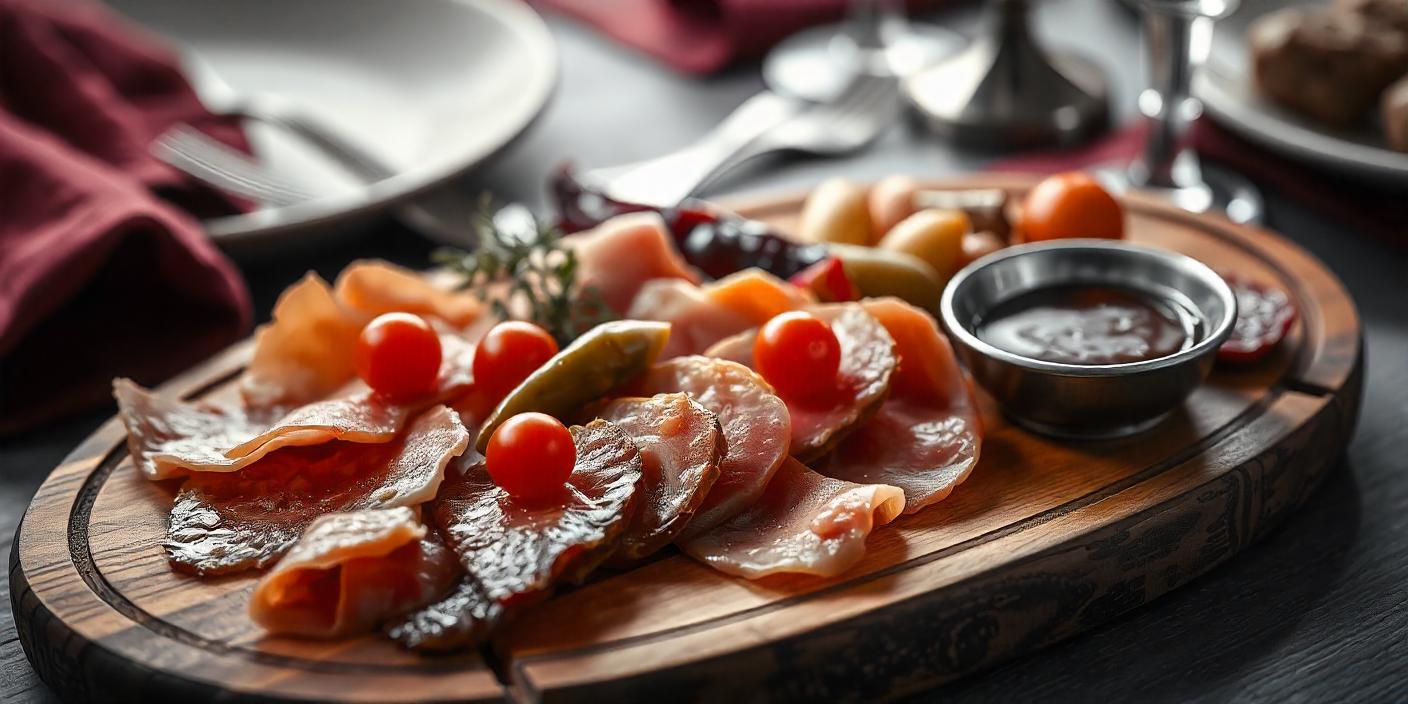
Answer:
[[152, 126, 313, 206], [589, 72, 900, 206]]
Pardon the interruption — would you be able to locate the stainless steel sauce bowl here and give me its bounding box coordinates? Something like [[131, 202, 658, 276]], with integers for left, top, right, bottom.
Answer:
[[939, 239, 1237, 439]]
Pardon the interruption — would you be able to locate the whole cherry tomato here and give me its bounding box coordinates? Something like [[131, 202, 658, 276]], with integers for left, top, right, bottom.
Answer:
[[753, 311, 842, 400], [472, 321, 560, 403], [355, 313, 442, 399], [485, 412, 576, 503], [1018, 172, 1124, 242]]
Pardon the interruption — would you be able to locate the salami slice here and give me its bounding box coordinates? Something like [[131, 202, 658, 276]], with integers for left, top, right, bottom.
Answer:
[[705, 303, 896, 462], [817, 299, 982, 513], [630, 356, 791, 538], [596, 394, 725, 562], [165, 406, 469, 575], [680, 458, 904, 579], [249, 507, 459, 638]]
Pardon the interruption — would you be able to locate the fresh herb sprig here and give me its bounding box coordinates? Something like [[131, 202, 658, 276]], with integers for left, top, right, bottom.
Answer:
[[432, 198, 614, 346]]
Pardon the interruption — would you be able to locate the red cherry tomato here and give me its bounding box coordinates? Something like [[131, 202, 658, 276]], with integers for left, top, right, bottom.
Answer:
[[1218, 275, 1297, 364], [788, 256, 860, 303], [753, 311, 842, 401], [472, 321, 560, 402], [1018, 172, 1124, 242], [485, 412, 576, 503], [355, 313, 442, 399]]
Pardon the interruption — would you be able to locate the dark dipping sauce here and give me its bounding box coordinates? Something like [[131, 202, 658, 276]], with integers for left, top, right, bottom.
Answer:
[[976, 284, 1203, 365]]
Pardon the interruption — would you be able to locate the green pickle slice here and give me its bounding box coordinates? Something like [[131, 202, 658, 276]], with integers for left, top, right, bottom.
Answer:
[[475, 320, 671, 451]]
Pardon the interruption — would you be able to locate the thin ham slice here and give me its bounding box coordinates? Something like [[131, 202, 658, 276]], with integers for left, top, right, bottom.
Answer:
[[816, 299, 982, 514], [705, 303, 897, 462], [241, 262, 483, 408], [249, 507, 459, 638], [680, 458, 904, 579], [629, 356, 790, 538], [626, 279, 754, 359], [165, 406, 469, 576], [596, 394, 725, 562], [116, 335, 474, 481], [568, 212, 700, 315]]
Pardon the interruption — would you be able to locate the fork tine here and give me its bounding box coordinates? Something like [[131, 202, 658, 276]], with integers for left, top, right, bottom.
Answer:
[[152, 127, 314, 206]]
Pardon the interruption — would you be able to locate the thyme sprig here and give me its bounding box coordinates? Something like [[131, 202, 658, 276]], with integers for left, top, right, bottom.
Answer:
[[432, 198, 614, 345]]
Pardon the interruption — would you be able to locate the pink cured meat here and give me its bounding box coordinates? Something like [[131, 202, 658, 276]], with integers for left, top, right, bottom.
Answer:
[[630, 356, 790, 538], [626, 279, 755, 359], [816, 299, 982, 513], [567, 212, 701, 315]]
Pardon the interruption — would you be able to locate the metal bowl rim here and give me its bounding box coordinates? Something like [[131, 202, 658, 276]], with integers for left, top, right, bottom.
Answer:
[[938, 239, 1238, 377]]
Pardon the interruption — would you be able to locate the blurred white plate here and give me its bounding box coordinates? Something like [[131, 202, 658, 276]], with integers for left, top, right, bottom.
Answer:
[[1194, 0, 1408, 183], [109, 0, 556, 249]]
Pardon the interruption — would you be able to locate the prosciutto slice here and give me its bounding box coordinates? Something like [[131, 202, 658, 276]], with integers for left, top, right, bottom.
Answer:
[[596, 394, 725, 562], [630, 356, 790, 538], [705, 303, 897, 462], [165, 406, 469, 575], [817, 299, 982, 513], [681, 458, 904, 579], [626, 279, 754, 359], [568, 212, 700, 315], [116, 335, 475, 480], [241, 261, 483, 407], [249, 507, 459, 638]]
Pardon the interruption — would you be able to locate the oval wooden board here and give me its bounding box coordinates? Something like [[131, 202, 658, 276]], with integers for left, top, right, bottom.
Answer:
[[12, 175, 1362, 703]]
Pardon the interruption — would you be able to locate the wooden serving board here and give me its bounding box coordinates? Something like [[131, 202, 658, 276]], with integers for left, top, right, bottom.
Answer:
[[11, 176, 1362, 703]]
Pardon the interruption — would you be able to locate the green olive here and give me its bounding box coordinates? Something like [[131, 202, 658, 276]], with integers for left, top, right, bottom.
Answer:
[[475, 320, 671, 452], [798, 178, 872, 246], [826, 243, 946, 313]]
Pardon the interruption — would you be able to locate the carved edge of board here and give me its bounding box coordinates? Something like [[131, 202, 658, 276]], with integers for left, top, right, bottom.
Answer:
[[509, 358, 1362, 702]]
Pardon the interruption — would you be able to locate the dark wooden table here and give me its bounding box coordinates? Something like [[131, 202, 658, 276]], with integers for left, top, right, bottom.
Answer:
[[4, 3, 1406, 702]]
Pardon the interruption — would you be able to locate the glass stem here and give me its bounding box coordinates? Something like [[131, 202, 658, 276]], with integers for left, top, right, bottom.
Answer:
[[1131, 8, 1204, 190]]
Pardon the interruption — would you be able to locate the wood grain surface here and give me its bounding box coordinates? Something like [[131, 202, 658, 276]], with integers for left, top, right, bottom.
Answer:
[[10, 180, 1362, 703]]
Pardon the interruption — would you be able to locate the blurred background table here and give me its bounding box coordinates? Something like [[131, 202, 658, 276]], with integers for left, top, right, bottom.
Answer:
[[4, 1, 1406, 701]]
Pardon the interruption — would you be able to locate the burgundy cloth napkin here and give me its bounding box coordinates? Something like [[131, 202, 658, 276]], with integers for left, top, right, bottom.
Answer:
[[0, 0, 253, 434], [537, 0, 938, 74], [990, 118, 1408, 247]]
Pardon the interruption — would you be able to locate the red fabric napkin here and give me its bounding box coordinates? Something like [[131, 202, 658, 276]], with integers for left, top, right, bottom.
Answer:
[[0, 0, 253, 434], [990, 118, 1408, 247], [537, 0, 938, 74]]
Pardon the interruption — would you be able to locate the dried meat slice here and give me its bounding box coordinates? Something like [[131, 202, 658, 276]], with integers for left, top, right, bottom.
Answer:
[[433, 419, 643, 608], [567, 212, 701, 314], [116, 335, 475, 480], [241, 273, 368, 408], [626, 279, 754, 359], [680, 458, 904, 579], [630, 356, 790, 538], [817, 299, 982, 514], [705, 303, 897, 462], [333, 260, 483, 327], [249, 507, 459, 638], [596, 394, 725, 562], [385, 577, 503, 652], [165, 406, 469, 575]]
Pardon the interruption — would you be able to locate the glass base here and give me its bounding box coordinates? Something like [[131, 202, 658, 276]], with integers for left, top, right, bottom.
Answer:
[[762, 22, 964, 103], [1096, 158, 1264, 225]]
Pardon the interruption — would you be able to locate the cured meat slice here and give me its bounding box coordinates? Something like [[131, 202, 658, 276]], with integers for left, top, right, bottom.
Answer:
[[568, 212, 700, 315], [596, 394, 725, 562], [701, 269, 812, 325], [241, 263, 483, 408], [630, 356, 790, 538], [817, 299, 982, 513], [166, 406, 469, 575], [680, 458, 904, 579], [249, 507, 459, 638], [116, 335, 475, 480], [385, 577, 503, 652], [241, 273, 367, 408], [705, 303, 897, 462], [333, 260, 483, 327], [433, 420, 643, 607], [626, 279, 754, 359]]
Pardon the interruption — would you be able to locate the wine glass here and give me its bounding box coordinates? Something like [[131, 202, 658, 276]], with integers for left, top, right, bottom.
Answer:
[[762, 0, 964, 102], [1100, 0, 1263, 224]]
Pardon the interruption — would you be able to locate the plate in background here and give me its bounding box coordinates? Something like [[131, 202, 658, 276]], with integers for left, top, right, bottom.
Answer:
[[1194, 0, 1408, 184], [109, 0, 556, 249]]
